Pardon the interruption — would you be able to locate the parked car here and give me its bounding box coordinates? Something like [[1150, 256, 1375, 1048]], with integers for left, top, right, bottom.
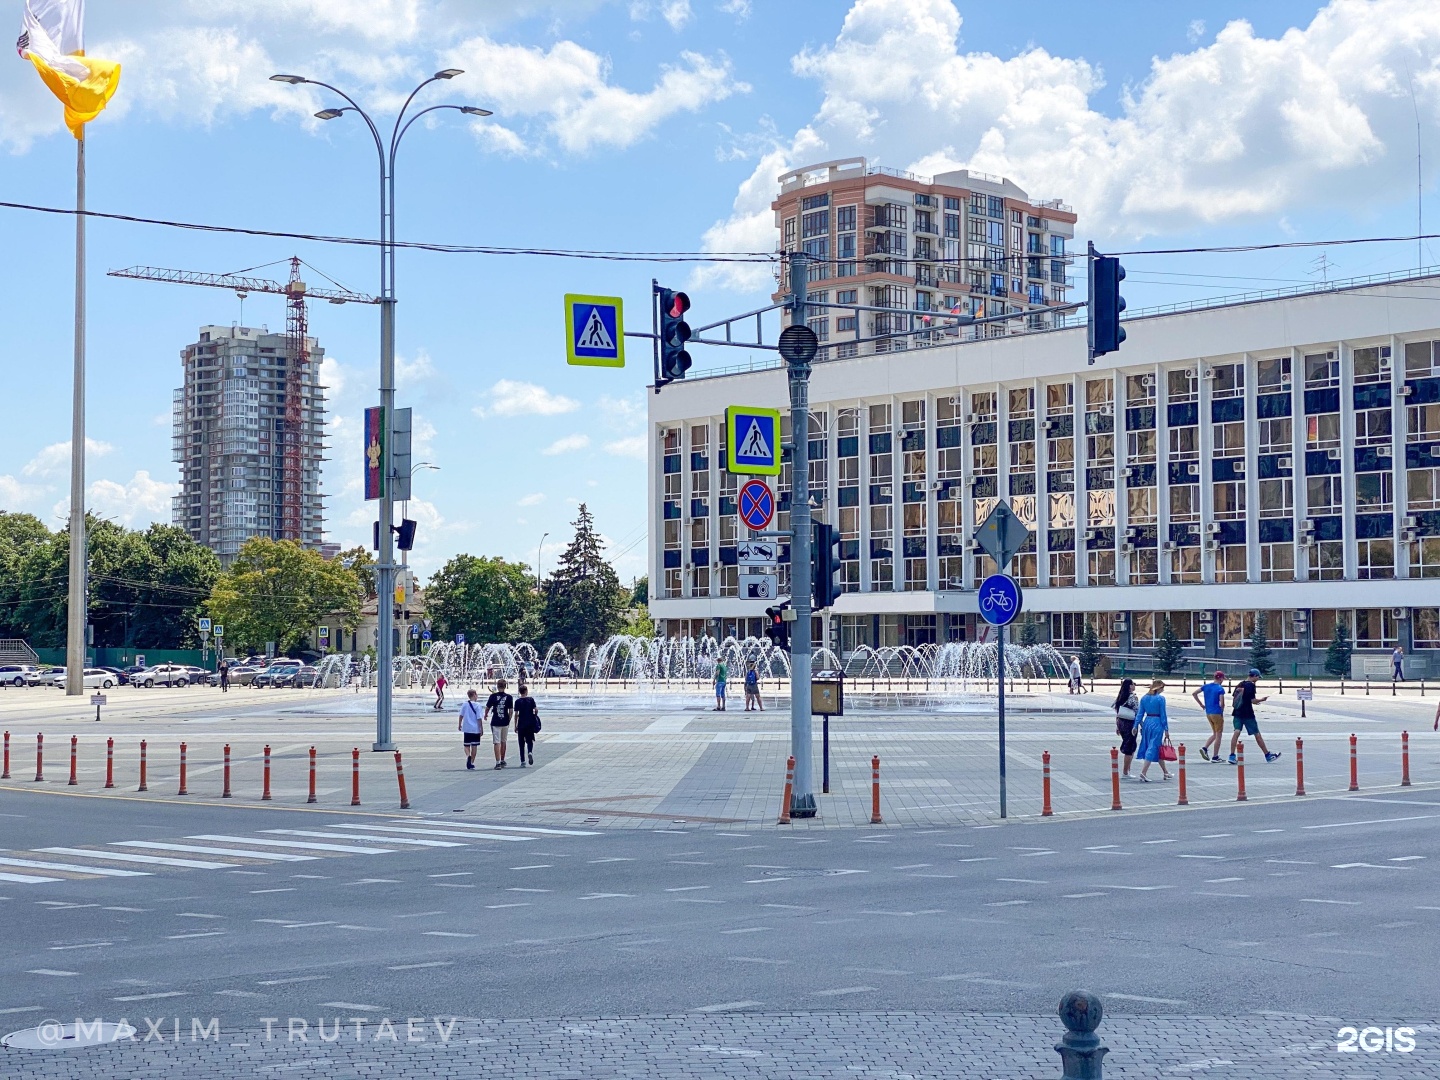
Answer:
[[253, 663, 303, 688], [292, 665, 320, 688], [96, 666, 131, 685], [55, 668, 117, 690], [36, 666, 67, 686], [221, 664, 264, 686], [130, 663, 194, 688], [0, 664, 41, 687]]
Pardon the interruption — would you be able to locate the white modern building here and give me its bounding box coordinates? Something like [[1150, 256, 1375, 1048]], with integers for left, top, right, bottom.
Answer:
[[171, 324, 326, 565], [648, 269, 1440, 677]]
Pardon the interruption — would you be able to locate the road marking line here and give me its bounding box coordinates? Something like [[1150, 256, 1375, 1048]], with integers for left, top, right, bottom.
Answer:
[[348, 879, 399, 884], [507, 888, 550, 893], [719, 927, 770, 934], [336, 925, 383, 931], [103, 906, 148, 912], [812, 986, 876, 997], [257, 975, 329, 985], [26, 970, 76, 976], [579, 893, 633, 900], [176, 912, 224, 919], [1205, 878, 1245, 883], [249, 888, 295, 895], [997, 878, 1048, 884], [691, 1001, 763, 1013], [266, 830, 462, 848], [112, 991, 186, 1001], [1063, 892, 1107, 898], [1391, 856, 1426, 862], [1299, 898, 1361, 905], [429, 872, 473, 878], [1331, 862, 1409, 870], [48, 942, 111, 950], [986, 900, 1031, 907], [167, 931, 225, 939], [508, 866, 550, 871], [187, 835, 391, 855], [0, 856, 147, 878], [485, 903, 530, 910], [38, 847, 231, 869], [393, 911, 446, 919], [1140, 840, 1177, 845], [387, 961, 452, 970], [1177, 855, 1226, 860], [728, 957, 788, 965], [422, 931, 474, 938], [0, 1006, 44, 1014], [666, 886, 711, 892], [111, 842, 316, 862], [328, 825, 527, 842], [1107, 993, 1187, 1005], [1107, 885, 1174, 891], [1304, 814, 1440, 830], [410, 821, 597, 836], [1194, 892, 1250, 898]]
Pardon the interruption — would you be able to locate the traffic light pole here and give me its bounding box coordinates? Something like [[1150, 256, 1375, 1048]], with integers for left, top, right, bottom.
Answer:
[[786, 251, 817, 819]]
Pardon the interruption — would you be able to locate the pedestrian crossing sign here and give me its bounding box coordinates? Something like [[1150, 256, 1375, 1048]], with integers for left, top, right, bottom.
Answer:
[[725, 405, 781, 476], [565, 294, 625, 368]]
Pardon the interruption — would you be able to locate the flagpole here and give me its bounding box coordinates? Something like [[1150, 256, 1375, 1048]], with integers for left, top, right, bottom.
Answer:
[[65, 129, 86, 694]]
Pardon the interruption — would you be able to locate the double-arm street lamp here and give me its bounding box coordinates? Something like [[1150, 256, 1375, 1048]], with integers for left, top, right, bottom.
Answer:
[[270, 70, 489, 751]]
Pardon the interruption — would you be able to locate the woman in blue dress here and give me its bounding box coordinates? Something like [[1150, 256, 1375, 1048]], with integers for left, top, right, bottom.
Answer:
[[1135, 678, 1173, 782]]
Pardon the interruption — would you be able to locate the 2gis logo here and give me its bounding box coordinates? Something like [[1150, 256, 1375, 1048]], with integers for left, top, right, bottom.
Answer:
[[1336, 1026, 1417, 1054]]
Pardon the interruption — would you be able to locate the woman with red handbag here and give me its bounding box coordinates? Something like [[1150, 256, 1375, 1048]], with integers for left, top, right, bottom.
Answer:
[[1135, 678, 1173, 782]]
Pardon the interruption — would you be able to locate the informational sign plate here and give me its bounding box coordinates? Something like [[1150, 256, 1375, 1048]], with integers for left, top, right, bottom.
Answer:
[[565, 294, 625, 367], [725, 406, 781, 476], [975, 499, 1032, 568], [91, 694, 107, 706], [1296, 688, 1314, 701], [738, 479, 776, 531], [742, 573, 778, 600], [213, 625, 223, 639], [736, 539, 779, 566], [978, 573, 1023, 627], [811, 678, 843, 717]]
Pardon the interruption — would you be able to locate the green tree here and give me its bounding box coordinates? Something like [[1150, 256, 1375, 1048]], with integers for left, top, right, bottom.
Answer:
[[1078, 618, 1102, 676], [338, 545, 378, 600], [504, 609, 546, 646], [0, 513, 55, 640], [543, 503, 627, 649], [1019, 615, 1040, 647], [1325, 621, 1353, 679], [207, 538, 362, 654], [1153, 615, 1185, 675], [425, 554, 537, 643], [630, 575, 649, 607], [619, 604, 655, 638], [1248, 612, 1276, 677]]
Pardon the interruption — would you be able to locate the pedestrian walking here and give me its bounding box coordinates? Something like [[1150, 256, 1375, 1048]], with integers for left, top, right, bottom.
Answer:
[[1067, 655, 1084, 694], [1228, 668, 1280, 764], [433, 671, 447, 711], [713, 658, 728, 712], [1393, 645, 1405, 681], [1113, 677, 1139, 779], [458, 689, 483, 771], [1192, 670, 1227, 762], [485, 678, 515, 769], [1135, 678, 1173, 782], [514, 683, 541, 767], [218, 659, 229, 694], [743, 663, 763, 712]]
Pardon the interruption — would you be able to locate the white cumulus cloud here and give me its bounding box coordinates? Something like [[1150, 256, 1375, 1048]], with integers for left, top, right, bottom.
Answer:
[[475, 380, 580, 418], [604, 435, 647, 459], [23, 438, 115, 479], [518, 492, 546, 506], [84, 471, 179, 527], [542, 433, 591, 455]]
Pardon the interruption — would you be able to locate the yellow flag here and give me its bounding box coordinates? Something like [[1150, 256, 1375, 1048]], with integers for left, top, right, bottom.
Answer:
[[17, 0, 120, 139]]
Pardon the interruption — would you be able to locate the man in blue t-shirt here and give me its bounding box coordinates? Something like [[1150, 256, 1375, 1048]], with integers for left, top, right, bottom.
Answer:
[[1191, 671, 1226, 763]]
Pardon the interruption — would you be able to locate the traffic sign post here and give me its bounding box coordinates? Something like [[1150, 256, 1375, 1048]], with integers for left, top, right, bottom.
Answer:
[[741, 573, 778, 600], [564, 294, 625, 368], [738, 479, 776, 532], [975, 499, 1032, 821], [735, 539, 779, 566], [725, 406, 781, 476]]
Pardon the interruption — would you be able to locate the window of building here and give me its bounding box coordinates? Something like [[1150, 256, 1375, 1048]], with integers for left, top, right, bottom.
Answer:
[[1127, 429, 1157, 463], [1412, 537, 1440, 578], [1087, 433, 1115, 465], [801, 192, 830, 211], [1213, 481, 1245, 520], [1087, 548, 1116, 586], [783, 217, 796, 249], [1126, 372, 1156, 406], [1259, 542, 1294, 582], [1408, 404, 1440, 443], [1307, 474, 1343, 515], [1049, 492, 1075, 529], [1355, 471, 1393, 513], [1353, 344, 1392, 383], [1049, 550, 1076, 587], [1170, 546, 1202, 583], [1357, 538, 1395, 579], [1167, 367, 1198, 404], [1212, 362, 1244, 399], [1131, 611, 1197, 647], [1309, 540, 1344, 580], [801, 209, 829, 238], [1215, 544, 1247, 582], [1169, 426, 1199, 460], [1045, 382, 1073, 416], [1213, 421, 1245, 454], [1408, 468, 1440, 510], [970, 390, 997, 420], [1047, 437, 1074, 470], [1405, 339, 1440, 378], [870, 502, 894, 592], [1259, 417, 1291, 454], [1305, 413, 1341, 449], [1170, 484, 1200, 521], [1129, 546, 1159, 584], [1008, 386, 1035, 418], [1304, 350, 1338, 388], [1256, 356, 1292, 394], [1414, 608, 1440, 647], [1258, 477, 1293, 518], [1127, 486, 1158, 524], [1012, 494, 1037, 529]]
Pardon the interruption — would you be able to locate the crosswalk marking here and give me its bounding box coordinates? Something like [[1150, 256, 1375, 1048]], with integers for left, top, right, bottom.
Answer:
[[264, 830, 465, 848], [410, 820, 599, 836], [0, 856, 148, 878], [110, 842, 319, 862], [327, 824, 530, 842], [185, 835, 392, 855], [38, 847, 234, 870], [0, 872, 62, 884]]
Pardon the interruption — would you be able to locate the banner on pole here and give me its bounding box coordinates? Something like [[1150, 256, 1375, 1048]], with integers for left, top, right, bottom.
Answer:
[[364, 405, 386, 500]]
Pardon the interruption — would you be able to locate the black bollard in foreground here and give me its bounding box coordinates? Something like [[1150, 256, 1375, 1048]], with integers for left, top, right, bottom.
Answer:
[[1055, 990, 1108, 1079]]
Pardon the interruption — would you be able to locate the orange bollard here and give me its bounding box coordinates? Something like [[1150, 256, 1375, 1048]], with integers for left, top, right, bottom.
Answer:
[[778, 754, 795, 825], [1110, 746, 1122, 811], [137, 739, 148, 792], [1349, 733, 1359, 792], [351, 747, 361, 807], [1176, 744, 1188, 806], [307, 746, 317, 804], [177, 742, 188, 795], [105, 737, 114, 789], [34, 732, 43, 782], [870, 755, 882, 824], [1402, 731, 1411, 787], [2, 729, 9, 779], [1041, 750, 1053, 817], [262, 744, 272, 801], [395, 750, 411, 810], [68, 735, 78, 785], [222, 744, 232, 799], [1236, 741, 1247, 801], [1295, 737, 1306, 796]]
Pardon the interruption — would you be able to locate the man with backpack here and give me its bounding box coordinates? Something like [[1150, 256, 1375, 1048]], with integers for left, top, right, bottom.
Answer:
[[743, 664, 763, 712], [1229, 668, 1281, 765], [485, 678, 515, 769]]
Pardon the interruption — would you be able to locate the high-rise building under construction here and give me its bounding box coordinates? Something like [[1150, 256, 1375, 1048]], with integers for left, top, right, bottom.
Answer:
[[171, 324, 326, 564]]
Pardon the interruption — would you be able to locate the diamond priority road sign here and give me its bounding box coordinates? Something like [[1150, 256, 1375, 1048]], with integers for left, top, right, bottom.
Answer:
[[565, 294, 625, 368], [725, 405, 781, 476], [974, 499, 1032, 569]]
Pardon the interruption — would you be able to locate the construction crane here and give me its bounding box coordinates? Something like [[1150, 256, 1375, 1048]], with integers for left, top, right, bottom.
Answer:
[[109, 258, 379, 544]]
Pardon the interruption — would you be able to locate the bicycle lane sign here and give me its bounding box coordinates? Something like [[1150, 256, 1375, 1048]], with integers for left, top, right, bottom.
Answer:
[[978, 573, 1022, 627]]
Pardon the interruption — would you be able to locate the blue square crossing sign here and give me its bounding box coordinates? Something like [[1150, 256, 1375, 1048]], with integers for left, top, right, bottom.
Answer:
[[565, 294, 625, 368], [725, 406, 781, 476]]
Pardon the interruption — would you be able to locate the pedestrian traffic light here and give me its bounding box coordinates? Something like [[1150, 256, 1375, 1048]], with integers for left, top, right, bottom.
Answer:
[[1087, 241, 1126, 363], [658, 286, 692, 382], [764, 603, 791, 653], [396, 518, 417, 551], [811, 521, 842, 610]]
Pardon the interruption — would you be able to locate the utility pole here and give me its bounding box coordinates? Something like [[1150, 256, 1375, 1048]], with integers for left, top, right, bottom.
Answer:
[[786, 251, 817, 818]]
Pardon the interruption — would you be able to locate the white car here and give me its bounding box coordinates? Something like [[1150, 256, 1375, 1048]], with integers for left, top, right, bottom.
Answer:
[[36, 667, 66, 686], [131, 663, 193, 688], [0, 664, 40, 687], [55, 668, 117, 690]]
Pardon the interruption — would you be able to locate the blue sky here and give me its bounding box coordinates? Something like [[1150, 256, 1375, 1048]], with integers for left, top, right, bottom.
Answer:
[[2, 0, 1439, 583]]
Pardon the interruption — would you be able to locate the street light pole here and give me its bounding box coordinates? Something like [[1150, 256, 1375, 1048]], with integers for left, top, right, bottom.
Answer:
[[536, 532, 549, 593], [786, 250, 817, 818], [271, 71, 488, 752]]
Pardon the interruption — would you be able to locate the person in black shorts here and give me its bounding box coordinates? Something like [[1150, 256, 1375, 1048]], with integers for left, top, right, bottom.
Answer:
[[484, 678, 515, 769], [514, 684, 540, 767], [1228, 668, 1280, 764], [458, 689, 483, 770]]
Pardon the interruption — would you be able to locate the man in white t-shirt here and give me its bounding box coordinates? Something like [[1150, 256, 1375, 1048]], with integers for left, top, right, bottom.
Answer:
[[458, 689, 483, 771]]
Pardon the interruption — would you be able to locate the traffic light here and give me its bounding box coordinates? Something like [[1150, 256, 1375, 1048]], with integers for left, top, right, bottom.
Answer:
[[764, 603, 791, 653], [1087, 241, 1126, 363], [811, 521, 842, 610], [658, 287, 692, 382], [396, 518, 417, 551], [373, 520, 380, 551]]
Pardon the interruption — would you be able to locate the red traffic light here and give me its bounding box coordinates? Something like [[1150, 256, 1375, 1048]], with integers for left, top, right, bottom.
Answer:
[[667, 291, 690, 318]]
